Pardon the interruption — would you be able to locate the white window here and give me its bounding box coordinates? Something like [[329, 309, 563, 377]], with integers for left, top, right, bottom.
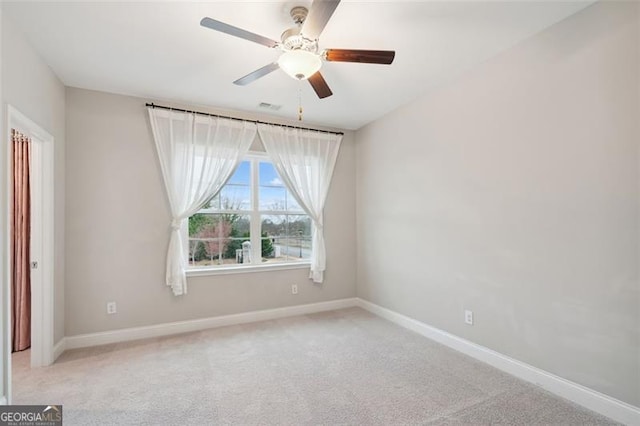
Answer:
[[187, 154, 311, 270]]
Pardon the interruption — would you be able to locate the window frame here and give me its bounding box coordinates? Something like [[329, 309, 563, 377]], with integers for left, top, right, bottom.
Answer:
[[184, 151, 311, 276]]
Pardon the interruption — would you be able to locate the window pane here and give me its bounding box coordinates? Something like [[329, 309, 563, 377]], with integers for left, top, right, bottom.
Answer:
[[259, 162, 281, 187], [206, 194, 221, 210], [223, 214, 251, 266], [233, 215, 250, 236], [188, 214, 251, 267], [288, 215, 311, 239], [261, 214, 287, 263], [286, 193, 302, 212], [188, 158, 314, 269], [220, 184, 250, 210], [260, 214, 311, 264], [259, 186, 286, 211], [287, 215, 311, 260], [260, 214, 283, 263], [228, 161, 251, 185], [261, 214, 286, 237], [260, 185, 302, 212], [189, 213, 214, 238], [259, 161, 304, 212], [188, 239, 204, 267]]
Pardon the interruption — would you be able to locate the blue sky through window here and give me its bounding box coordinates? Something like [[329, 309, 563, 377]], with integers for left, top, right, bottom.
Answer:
[[227, 161, 283, 186], [228, 161, 250, 185], [222, 160, 302, 211], [259, 162, 283, 186]]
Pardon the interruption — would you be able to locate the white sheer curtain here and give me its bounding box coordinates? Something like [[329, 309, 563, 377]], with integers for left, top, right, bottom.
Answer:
[[148, 107, 256, 295], [258, 124, 342, 283]]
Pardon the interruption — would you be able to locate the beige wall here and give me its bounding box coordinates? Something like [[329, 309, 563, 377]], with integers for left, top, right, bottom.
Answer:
[[65, 87, 356, 336], [355, 1, 639, 407], [1, 13, 66, 345]]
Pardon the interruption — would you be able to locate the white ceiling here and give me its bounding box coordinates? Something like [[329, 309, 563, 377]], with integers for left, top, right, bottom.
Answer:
[[2, 0, 593, 130]]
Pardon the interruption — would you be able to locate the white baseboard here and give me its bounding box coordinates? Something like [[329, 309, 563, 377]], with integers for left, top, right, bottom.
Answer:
[[356, 298, 640, 426], [65, 298, 358, 351], [53, 338, 66, 361]]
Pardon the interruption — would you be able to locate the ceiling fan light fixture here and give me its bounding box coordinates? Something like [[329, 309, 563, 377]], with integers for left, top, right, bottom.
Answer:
[[277, 50, 322, 80], [200, 0, 396, 101]]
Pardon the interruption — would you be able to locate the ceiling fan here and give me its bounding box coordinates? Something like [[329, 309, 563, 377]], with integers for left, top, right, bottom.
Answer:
[[200, 0, 395, 99]]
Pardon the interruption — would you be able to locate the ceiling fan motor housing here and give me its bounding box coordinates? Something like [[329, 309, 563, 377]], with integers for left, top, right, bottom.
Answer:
[[280, 6, 318, 54], [281, 27, 318, 53]]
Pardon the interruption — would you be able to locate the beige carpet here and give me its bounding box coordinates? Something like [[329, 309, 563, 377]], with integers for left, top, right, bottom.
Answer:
[[12, 307, 617, 425]]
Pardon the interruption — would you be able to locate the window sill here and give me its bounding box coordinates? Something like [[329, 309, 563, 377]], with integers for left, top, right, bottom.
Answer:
[[186, 262, 311, 277]]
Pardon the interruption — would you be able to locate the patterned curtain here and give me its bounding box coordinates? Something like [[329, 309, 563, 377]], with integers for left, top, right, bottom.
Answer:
[[11, 129, 31, 352]]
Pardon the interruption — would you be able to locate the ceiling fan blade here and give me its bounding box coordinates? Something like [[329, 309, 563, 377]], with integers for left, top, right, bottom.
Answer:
[[324, 49, 395, 65], [233, 62, 280, 86], [200, 17, 279, 48], [301, 0, 341, 40], [308, 71, 333, 99]]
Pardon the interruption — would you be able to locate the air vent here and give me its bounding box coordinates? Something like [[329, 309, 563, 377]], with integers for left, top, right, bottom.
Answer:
[[258, 102, 282, 111]]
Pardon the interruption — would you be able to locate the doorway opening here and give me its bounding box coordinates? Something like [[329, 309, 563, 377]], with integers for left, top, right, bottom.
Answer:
[[5, 106, 55, 403]]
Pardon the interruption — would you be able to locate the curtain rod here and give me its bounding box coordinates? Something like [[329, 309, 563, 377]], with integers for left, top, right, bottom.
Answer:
[[145, 103, 344, 136]]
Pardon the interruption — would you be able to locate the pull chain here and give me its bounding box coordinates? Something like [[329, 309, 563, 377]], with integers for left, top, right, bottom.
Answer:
[[297, 81, 303, 122]]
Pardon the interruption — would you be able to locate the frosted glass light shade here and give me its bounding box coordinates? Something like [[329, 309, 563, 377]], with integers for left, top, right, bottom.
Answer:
[[277, 50, 322, 80]]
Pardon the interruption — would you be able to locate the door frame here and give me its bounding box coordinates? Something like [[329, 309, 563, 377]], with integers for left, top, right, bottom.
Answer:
[[4, 106, 55, 399]]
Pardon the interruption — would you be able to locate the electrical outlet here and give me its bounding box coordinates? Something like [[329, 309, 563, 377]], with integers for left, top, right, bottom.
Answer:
[[291, 284, 298, 295], [107, 302, 117, 315], [464, 309, 473, 325]]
